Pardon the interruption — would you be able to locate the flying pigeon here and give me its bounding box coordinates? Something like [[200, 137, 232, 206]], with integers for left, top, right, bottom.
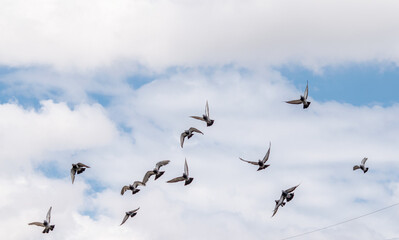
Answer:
[[28, 207, 55, 233], [286, 81, 311, 109], [180, 127, 203, 148], [121, 181, 146, 195], [190, 100, 215, 127], [143, 160, 171, 183], [120, 207, 140, 226], [239, 142, 271, 171], [71, 162, 90, 184], [272, 184, 300, 217], [167, 158, 194, 186], [353, 157, 369, 173]]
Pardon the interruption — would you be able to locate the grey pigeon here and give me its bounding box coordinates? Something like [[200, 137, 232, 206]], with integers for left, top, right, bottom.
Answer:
[[120, 207, 140, 226], [143, 160, 171, 184], [190, 100, 215, 127], [239, 142, 271, 171], [121, 181, 146, 195], [180, 127, 203, 148], [28, 207, 55, 233], [71, 162, 90, 184], [353, 157, 369, 173], [286, 81, 311, 109], [167, 158, 194, 185], [272, 184, 300, 217]]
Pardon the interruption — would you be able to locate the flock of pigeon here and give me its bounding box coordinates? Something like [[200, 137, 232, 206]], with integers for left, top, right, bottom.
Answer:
[[28, 82, 370, 233]]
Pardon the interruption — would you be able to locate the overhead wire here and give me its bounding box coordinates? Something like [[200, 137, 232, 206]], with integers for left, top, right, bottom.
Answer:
[[279, 202, 399, 240]]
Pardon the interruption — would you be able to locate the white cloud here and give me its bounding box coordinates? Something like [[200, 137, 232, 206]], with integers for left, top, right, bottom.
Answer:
[[1, 0, 399, 71]]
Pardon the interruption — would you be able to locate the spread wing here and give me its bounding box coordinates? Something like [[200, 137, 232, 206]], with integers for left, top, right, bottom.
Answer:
[[189, 127, 203, 135], [167, 176, 185, 183], [121, 185, 130, 195], [130, 207, 140, 214], [142, 171, 155, 184], [262, 142, 271, 163], [28, 222, 45, 227], [46, 207, 52, 223], [205, 100, 210, 117], [70, 168, 76, 184], [184, 158, 189, 176], [190, 116, 205, 121], [353, 165, 360, 170], [272, 205, 280, 217], [120, 214, 130, 226], [133, 181, 145, 188], [77, 162, 90, 168], [304, 81, 309, 99], [361, 157, 368, 165], [239, 158, 258, 165], [180, 132, 186, 148], [285, 184, 300, 193], [156, 160, 170, 169], [285, 99, 302, 104]]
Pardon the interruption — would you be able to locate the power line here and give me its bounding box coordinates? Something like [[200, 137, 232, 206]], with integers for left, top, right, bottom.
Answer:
[[280, 202, 399, 240]]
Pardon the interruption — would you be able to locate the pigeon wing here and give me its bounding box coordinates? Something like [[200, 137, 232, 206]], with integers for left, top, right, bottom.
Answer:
[[180, 132, 186, 148], [272, 205, 280, 217], [184, 158, 189, 176], [304, 81, 309, 99], [285, 184, 300, 193], [167, 176, 186, 183], [77, 162, 90, 168], [29, 222, 45, 227], [353, 165, 360, 171], [361, 157, 368, 165], [189, 127, 203, 135], [133, 181, 145, 188], [190, 116, 205, 122], [205, 100, 210, 117], [142, 171, 155, 184], [130, 207, 140, 214], [285, 99, 302, 104], [70, 168, 76, 184], [46, 207, 52, 223], [239, 158, 258, 165], [120, 185, 129, 195], [120, 214, 130, 226], [262, 142, 271, 163], [156, 160, 170, 169]]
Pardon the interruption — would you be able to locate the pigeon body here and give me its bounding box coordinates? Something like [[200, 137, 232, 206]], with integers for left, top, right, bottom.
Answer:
[[120, 207, 140, 226], [190, 101, 215, 127], [353, 157, 369, 173], [286, 81, 311, 109], [240, 142, 271, 171], [180, 127, 203, 148], [28, 207, 55, 233], [272, 185, 299, 217], [167, 158, 194, 185], [143, 160, 170, 183], [71, 163, 90, 184]]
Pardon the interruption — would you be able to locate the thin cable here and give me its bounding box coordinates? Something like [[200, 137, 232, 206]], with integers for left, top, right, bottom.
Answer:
[[280, 202, 399, 240]]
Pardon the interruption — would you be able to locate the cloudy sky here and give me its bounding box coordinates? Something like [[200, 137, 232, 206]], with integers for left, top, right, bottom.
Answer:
[[1, 1, 399, 239]]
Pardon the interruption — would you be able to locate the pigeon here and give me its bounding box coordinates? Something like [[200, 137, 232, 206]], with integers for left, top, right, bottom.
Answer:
[[71, 162, 90, 184], [353, 157, 369, 173], [28, 206, 55, 233], [143, 160, 171, 183], [120, 207, 140, 226], [286, 81, 311, 109], [190, 100, 215, 127], [121, 181, 146, 195], [167, 158, 194, 185], [239, 142, 271, 171], [180, 127, 203, 148], [272, 184, 300, 217]]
